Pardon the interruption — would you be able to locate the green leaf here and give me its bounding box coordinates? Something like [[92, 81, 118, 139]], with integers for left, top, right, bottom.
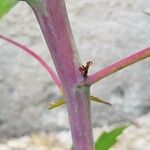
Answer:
[[0, 0, 18, 18], [95, 126, 127, 150]]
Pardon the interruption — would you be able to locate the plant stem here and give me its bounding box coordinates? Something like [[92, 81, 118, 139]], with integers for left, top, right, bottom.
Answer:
[[26, 0, 94, 149], [0, 34, 62, 90], [80, 48, 150, 86]]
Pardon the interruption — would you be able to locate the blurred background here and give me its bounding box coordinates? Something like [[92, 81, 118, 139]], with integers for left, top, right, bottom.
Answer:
[[0, 0, 150, 149]]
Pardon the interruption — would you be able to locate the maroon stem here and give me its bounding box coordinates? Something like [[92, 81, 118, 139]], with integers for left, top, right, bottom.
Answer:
[[80, 48, 150, 86], [26, 0, 94, 150], [0, 34, 62, 90]]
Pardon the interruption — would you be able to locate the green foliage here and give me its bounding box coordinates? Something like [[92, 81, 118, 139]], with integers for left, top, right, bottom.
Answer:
[[95, 126, 127, 150], [0, 0, 18, 18], [71, 126, 127, 150]]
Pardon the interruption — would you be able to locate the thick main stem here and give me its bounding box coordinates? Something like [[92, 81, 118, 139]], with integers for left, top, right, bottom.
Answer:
[[27, 0, 94, 149]]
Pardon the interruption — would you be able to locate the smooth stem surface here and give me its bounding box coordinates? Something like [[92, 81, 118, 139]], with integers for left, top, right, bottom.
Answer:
[[27, 0, 94, 149], [80, 48, 150, 86], [0, 34, 62, 90]]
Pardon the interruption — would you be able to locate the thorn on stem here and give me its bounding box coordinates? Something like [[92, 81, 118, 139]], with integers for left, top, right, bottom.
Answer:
[[90, 96, 112, 106], [48, 99, 65, 109], [79, 61, 93, 78], [48, 95, 111, 110]]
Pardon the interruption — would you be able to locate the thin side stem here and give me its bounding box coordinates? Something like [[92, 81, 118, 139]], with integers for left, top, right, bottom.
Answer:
[[0, 34, 62, 90], [80, 48, 150, 86]]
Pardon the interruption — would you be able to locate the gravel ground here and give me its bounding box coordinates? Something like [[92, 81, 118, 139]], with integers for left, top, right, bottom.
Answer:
[[0, 113, 150, 150]]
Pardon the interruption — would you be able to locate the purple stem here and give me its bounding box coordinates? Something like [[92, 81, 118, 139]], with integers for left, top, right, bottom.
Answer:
[[26, 0, 94, 150], [80, 48, 150, 86], [0, 34, 62, 90]]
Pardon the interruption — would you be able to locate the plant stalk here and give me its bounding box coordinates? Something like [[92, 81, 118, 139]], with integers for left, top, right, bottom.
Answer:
[[0, 34, 62, 90], [26, 0, 94, 149], [80, 48, 150, 86]]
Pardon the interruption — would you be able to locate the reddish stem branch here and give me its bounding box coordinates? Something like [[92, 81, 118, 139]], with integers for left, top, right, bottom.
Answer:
[[0, 34, 62, 90], [80, 48, 150, 86]]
